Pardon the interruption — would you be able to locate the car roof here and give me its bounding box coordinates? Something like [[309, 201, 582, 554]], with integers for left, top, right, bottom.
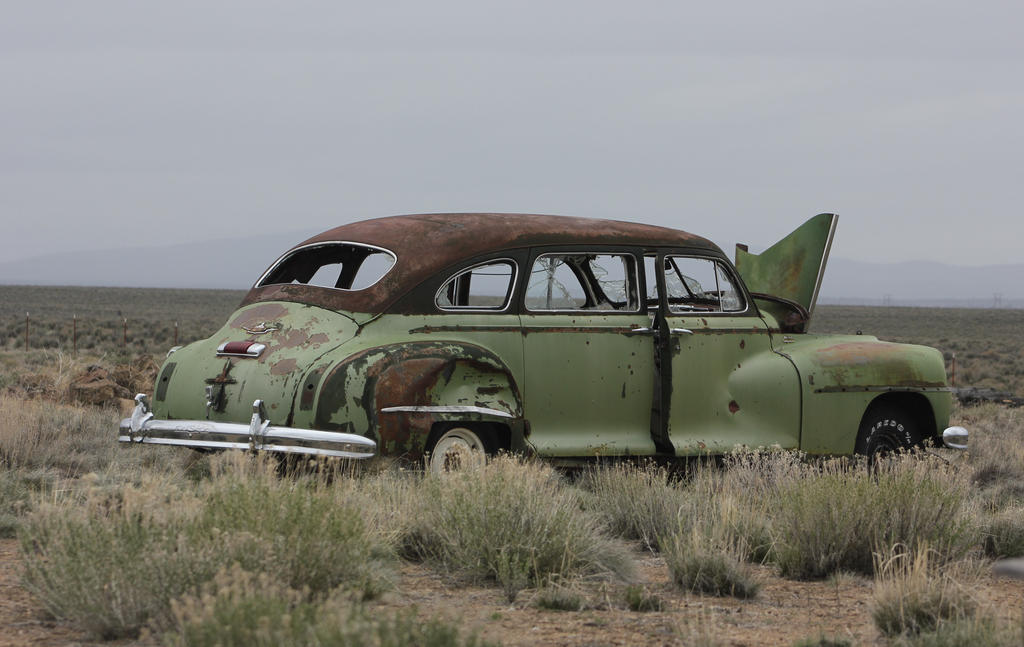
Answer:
[[242, 213, 722, 313]]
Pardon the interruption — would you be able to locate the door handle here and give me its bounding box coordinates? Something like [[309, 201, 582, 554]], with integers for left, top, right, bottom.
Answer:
[[670, 328, 694, 335], [630, 327, 655, 335]]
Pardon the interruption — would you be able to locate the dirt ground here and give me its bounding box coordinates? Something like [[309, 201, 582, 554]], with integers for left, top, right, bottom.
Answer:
[[3, 539, 1022, 647]]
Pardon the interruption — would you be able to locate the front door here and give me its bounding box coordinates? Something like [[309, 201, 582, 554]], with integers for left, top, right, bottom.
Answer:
[[521, 250, 657, 457], [647, 254, 801, 455]]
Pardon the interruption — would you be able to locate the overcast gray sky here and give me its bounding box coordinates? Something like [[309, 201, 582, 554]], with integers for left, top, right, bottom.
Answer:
[[2, 1, 1021, 268]]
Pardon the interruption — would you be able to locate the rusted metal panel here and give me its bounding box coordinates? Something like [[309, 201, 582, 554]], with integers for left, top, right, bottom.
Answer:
[[313, 340, 523, 460], [241, 213, 718, 314], [735, 213, 837, 329]]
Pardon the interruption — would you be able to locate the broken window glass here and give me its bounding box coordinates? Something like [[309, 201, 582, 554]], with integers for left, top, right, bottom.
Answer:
[[257, 243, 396, 291], [526, 253, 637, 312]]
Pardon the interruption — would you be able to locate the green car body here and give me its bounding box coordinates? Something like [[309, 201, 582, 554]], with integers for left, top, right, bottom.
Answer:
[[120, 213, 965, 467]]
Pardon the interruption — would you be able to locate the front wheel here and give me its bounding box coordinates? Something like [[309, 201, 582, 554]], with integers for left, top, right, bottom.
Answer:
[[428, 426, 489, 474], [855, 402, 923, 458]]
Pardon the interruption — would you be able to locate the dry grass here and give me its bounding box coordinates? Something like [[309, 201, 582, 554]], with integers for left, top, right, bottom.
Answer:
[[0, 296, 1022, 642], [871, 546, 979, 637], [403, 456, 635, 601]]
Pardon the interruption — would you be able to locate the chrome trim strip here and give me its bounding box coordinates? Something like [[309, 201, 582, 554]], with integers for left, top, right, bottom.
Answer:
[[808, 214, 838, 318], [380, 405, 515, 419], [254, 240, 398, 291], [813, 385, 952, 393], [119, 395, 376, 459]]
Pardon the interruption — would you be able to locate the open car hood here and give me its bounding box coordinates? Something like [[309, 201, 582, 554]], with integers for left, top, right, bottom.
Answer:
[[735, 213, 838, 333]]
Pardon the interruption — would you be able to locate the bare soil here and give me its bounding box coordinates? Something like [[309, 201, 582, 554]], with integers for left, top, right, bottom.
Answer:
[[3, 539, 1022, 647]]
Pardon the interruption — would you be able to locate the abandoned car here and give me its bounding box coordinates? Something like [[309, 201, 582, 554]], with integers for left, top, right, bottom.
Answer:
[[119, 212, 968, 470]]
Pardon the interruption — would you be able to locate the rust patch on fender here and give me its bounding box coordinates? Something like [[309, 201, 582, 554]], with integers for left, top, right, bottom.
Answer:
[[230, 304, 289, 330], [270, 358, 298, 376], [728, 400, 740, 414]]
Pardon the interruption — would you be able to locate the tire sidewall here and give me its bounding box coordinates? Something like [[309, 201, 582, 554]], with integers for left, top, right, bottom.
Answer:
[[428, 426, 491, 473], [857, 405, 922, 457]]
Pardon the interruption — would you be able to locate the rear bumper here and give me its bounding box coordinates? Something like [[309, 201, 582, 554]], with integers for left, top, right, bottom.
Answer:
[[118, 394, 377, 460]]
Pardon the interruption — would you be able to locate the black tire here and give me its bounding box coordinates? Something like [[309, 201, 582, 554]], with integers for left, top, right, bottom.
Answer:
[[855, 402, 923, 458]]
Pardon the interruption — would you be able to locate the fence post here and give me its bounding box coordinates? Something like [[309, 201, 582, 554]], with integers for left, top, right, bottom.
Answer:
[[174, 321, 179, 346], [73, 314, 77, 355], [24, 312, 29, 350], [123, 318, 127, 349], [951, 353, 956, 388]]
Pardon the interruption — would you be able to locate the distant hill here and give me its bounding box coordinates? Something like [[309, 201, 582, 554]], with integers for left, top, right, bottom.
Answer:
[[819, 258, 1024, 308], [0, 235, 1021, 308], [0, 231, 315, 290]]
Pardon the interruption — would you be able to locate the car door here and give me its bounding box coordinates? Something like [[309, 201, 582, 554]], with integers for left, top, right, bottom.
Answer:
[[646, 254, 802, 455], [521, 249, 658, 457]]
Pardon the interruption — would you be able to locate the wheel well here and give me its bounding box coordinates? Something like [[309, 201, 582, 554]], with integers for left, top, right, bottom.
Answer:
[[858, 392, 937, 445], [425, 421, 511, 455]]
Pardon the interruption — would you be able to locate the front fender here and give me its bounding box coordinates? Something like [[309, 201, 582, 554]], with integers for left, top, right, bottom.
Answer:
[[779, 334, 951, 453], [312, 341, 523, 460]]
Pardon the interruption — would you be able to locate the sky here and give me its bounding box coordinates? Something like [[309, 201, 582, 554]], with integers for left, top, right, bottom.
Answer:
[[2, 1, 1022, 269]]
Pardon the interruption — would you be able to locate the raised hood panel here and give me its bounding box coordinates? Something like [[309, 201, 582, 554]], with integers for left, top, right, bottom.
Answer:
[[735, 213, 838, 328], [154, 302, 359, 426]]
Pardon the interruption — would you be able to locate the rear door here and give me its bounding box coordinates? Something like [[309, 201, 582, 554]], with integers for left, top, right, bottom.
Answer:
[[521, 250, 657, 457]]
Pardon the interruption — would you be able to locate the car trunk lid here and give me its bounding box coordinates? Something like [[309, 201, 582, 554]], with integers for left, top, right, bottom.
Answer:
[[157, 301, 359, 426]]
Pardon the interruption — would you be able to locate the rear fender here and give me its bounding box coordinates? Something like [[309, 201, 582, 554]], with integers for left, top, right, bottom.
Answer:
[[313, 342, 523, 460]]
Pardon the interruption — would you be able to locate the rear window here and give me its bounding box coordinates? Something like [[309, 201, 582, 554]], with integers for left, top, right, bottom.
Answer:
[[257, 243, 396, 290]]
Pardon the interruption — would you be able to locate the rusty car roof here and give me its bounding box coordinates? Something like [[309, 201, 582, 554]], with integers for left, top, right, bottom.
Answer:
[[241, 213, 721, 313]]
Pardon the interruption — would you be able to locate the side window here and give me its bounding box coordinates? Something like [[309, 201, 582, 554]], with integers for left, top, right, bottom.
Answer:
[[526, 253, 638, 312], [661, 256, 745, 313], [435, 260, 516, 310]]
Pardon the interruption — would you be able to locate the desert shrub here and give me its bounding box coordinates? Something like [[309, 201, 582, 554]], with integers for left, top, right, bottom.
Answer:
[[871, 547, 977, 637], [0, 395, 118, 473], [404, 455, 634, 601], [0, 392, 187, 482], [961, 404, 1024, 508], [20, 456, 393, 639], [688, 466, 775, 564], [887, 618, 1015, 647], [192, 458, 392, 598], [623, 584, 665, 612], [579, 462, 689, 551], [580, 460, 773, 562], [161, 566, 316, 646], [19, 478, 211, 638], [533, 584, 585, 611], [161, 565, 495, 647], [981, 506, 1024, 558], [772, 459, 975, 579], [663, 529, 761, 599], [791, 638, 852, 647]]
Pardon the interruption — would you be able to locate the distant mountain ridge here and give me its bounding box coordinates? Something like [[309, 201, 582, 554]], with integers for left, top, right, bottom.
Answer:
[[0, 235, 1020, 308]]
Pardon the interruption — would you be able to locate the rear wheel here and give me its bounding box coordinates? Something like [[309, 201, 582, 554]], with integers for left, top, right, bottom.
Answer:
[[855, 402, 923, 458], [428, 426, 490, 473]]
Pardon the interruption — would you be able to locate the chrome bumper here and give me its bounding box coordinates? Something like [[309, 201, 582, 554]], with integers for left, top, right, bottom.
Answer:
[[118, 394, 377, 459], [942, 426, 968, 450]]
